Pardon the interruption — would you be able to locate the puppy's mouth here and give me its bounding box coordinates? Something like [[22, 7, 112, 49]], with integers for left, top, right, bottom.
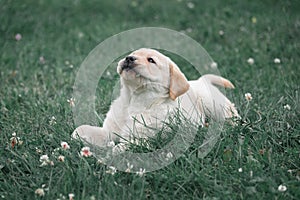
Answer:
[[121, 63, 134, 71], [119, 62, 142, 78]]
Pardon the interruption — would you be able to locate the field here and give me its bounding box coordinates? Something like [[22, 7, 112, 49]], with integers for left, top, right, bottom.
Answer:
[[0, 0, 299, 199]]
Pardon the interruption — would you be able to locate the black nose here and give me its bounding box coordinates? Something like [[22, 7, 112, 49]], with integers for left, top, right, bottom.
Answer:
[[125, 56, 136, 63]]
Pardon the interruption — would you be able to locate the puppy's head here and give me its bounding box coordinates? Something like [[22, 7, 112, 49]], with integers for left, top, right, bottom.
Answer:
[[117, 48, 189, 100]]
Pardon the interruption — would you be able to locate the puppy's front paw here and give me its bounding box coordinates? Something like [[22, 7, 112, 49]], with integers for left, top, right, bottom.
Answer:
[[71, 125, 108, 147], [71, 125, 89, 140]]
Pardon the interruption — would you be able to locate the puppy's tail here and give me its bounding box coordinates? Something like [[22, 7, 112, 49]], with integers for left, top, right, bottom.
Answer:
[[200, 74, 235, 89]]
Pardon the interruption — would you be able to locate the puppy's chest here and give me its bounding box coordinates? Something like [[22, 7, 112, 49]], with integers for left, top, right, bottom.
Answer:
[[125, 97, 175, 125], [123, 100, 176, 136], [127, 92, 174, 113]]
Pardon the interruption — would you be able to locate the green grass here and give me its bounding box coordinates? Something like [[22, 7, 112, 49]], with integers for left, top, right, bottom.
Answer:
[[1, 0, 299, 199]]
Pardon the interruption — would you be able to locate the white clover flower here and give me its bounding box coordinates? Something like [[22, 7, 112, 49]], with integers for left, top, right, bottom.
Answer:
[[58, 194, 66, 199], [250, 170, 253, 177], [10, 132, 23, 148], [67, 97, 75, 107], [15, 33, 22, 41], [18, 139, 24, 145], [39, 155, 49, 163], [106, 71, 111, 77], [90, 195, 96, 200], [283, 104, 291, 110], [136, 168, 146, 177], [210, 62, 218, 69], [125, 163, 133, 173], [39, 154, 53, 166], [68, 193, 75, 200], [40, 155, 50, 167], [39, 56, 45, 64], [61, 141, 70, 150], [247, 58, 254, 65], [35, 188, 45, 196], [80, 147, 92, 157], [58, 155, 65, 162], [245, 93, 253, 101], [274, 58, 281, 64], [106, 166, 117, 175], [131, 1, 138, 7], [166, 152, 173, 161], [96, 159, 104, 165], [10, 135, 19, 148], [186, 28, 192, 33], [238, 168, 243, 172], [278, 184, 287, 192], [219, 30, 224, 36], [49, 116, 56, 125], [187, 2, 195, 9], [36, 147, 43, 154], [78, 32, 84, 38]]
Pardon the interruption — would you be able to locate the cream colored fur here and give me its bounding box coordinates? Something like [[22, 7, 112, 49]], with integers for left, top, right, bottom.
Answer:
[[72, 48, 239, 147]]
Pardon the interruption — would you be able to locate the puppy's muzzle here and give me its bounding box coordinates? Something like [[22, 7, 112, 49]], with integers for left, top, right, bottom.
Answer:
[[125, 56, 136, 63], [122, 56, 137, 71]]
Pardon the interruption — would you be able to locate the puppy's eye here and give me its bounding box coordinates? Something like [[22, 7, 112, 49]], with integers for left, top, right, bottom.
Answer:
[[147, 57, 156, 64]]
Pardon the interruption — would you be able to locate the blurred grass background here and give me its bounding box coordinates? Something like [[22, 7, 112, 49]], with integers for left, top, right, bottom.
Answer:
[[0, 0, 299, 199]]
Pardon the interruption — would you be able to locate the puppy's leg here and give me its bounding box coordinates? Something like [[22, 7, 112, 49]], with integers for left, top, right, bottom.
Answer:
[[72, 125, 111, 147], [72, 92, 128, 147], [189, 75, 240, 120], [223, 99, 240, 119]]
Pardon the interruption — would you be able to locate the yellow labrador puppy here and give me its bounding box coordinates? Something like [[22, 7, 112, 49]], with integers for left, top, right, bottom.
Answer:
[[72, 48, 239, 147]]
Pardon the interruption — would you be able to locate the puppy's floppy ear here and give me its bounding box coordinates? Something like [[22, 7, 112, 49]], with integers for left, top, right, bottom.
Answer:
[[169, 61, 190, 100]]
